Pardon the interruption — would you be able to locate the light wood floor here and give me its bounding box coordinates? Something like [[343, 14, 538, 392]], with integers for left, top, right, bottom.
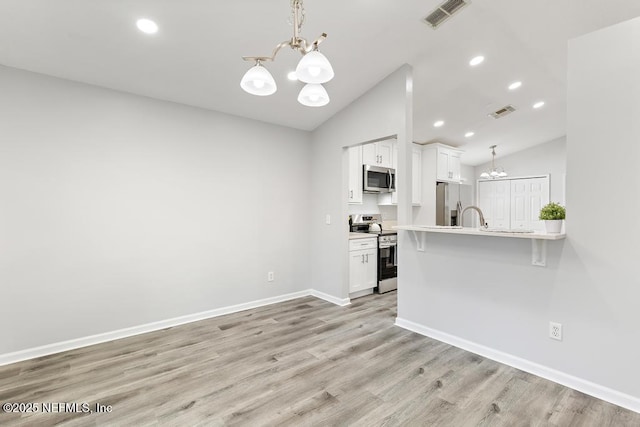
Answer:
[[1, 292, 639, 426]]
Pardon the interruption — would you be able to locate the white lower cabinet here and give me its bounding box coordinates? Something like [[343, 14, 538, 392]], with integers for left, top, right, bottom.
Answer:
[[349, 238, 377, 293]]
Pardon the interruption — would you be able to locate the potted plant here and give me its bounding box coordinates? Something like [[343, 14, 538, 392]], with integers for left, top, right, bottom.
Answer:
[[539, 202, 566, 234]]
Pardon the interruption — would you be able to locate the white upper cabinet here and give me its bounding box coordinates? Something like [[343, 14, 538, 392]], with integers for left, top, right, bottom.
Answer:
[[422, 142, 463, 183], [378, 142, 422, 206], [362, 139, 395, 168], [436, 147, 462, 182], [377, 140, 394, 168], [348, 146, 363, 204]]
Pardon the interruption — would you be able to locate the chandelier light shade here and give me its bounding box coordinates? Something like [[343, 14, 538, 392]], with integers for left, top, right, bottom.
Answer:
[[480, 145, 508, 179], [298, 83, 330, 107], [240, 0, 333, 106], [240, 63, 277, 96], [295, 51, 334, 84]]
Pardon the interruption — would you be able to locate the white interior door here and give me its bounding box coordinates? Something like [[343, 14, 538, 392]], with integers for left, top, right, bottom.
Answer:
[[477, 180, 510, 229], [510, 177, 549, 231]]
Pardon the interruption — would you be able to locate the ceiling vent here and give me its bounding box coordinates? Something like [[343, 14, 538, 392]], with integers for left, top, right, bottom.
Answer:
[[423, 0, 471, 29], [489, 105, 516, 119]]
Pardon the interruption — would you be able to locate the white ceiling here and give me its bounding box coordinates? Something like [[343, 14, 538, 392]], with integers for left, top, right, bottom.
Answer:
[[1, 1, 639, 165]]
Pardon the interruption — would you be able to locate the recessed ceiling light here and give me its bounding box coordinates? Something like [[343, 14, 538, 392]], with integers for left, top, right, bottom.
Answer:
[[508, 81, 522, 90], [533, 101, 545, 109], [469, 55, 485, 66], [287, 71, 298, 81], [465, 131, 475, 138], [136, 18, 158, 34], [433, 120, 444, 128]]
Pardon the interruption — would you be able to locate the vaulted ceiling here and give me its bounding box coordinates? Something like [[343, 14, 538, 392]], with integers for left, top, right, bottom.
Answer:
[[1, 0, 639, 164]]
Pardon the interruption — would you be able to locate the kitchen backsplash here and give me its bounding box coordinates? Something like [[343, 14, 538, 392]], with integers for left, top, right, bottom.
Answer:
[[348, 194, 397, 221]]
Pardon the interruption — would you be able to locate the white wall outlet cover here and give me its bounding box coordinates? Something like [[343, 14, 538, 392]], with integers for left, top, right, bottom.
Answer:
[[549, 321, 562, 341], [325, 214, 331, 225], [267, 272, 274, 282]]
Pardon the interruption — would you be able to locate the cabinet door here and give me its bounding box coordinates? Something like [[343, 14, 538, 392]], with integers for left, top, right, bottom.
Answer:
[[412, 147, 422, 205], [349, 251, 366, 292], [436, 150, 450, 181], [348, 146, 363, 204], [362, 143, 378, 165], [449, 153, 461, 182], [377, 140, 394, 168], [349, 249, 377, 292], [363, 249, 378, 290]]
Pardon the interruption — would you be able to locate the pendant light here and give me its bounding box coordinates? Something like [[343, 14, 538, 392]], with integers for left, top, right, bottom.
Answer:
[[240, 0, 333, 106], [295, 50, 334, 84], [480, 145, 508, 179], [240, 62, 277, 96], [297, 83, 330, 107]]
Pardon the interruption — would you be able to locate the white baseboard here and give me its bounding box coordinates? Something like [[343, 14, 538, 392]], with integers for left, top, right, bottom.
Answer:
[[395, 317, 640, 414], [0, 289, 347, 367], [310, 289, 351, 306]]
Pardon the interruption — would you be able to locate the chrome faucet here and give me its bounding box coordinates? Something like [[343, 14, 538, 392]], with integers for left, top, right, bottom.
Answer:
[[460, 206, 488, 228]]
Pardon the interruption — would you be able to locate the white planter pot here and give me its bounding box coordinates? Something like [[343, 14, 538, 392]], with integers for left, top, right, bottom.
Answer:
[[544, 220, 563, 234]]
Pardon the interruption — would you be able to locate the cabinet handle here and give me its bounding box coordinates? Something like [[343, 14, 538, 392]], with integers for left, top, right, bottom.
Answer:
[[350, 190, 353, 199], [361, 254, 365, 263], [366, 253, 369, 263]]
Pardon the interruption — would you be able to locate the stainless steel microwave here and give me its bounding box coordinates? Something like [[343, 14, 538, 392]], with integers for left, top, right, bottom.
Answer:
[[363, 164, 396, 193]]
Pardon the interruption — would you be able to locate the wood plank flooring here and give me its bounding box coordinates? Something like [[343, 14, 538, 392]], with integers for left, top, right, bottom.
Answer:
[[1, 292, 639, 426]]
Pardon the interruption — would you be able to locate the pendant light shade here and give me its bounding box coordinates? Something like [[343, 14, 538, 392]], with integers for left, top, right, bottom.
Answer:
[[295, 51, 334, 84], [298, 83, 330, 107], [240, 64, 277, 96]]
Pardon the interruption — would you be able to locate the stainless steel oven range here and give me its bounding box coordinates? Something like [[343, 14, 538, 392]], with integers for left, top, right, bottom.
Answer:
[[349, 214, 398, 293]]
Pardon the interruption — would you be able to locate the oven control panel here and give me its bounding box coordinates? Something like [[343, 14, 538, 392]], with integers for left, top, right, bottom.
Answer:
[[379, 234, 397, 247]]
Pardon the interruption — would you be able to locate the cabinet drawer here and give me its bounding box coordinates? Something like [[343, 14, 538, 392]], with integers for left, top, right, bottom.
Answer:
[[349, 238, 377, 251]]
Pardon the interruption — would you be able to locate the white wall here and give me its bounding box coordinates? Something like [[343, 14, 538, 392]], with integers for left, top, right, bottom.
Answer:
[[397, 17, 640, 411], [310, 65, 412, 299], [0, 66, 311, 355], [474, 136, 566, 204]]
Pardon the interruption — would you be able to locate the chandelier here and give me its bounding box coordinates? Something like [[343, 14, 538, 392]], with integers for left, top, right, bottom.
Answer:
[[480, 145, 508, 179], [240, 0, 334, 107]]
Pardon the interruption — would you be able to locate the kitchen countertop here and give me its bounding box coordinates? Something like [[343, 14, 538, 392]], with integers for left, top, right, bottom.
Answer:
[[349, 232, 379, 240], [393, 225, 566, 240]]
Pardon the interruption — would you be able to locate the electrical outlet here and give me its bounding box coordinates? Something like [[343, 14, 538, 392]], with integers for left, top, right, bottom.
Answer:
[[549, 322, 562, 341], [267, 272, 275, 282]]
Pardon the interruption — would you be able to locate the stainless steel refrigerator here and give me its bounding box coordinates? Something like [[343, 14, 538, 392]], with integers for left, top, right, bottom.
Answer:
[[436, 182, 471, 226]]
